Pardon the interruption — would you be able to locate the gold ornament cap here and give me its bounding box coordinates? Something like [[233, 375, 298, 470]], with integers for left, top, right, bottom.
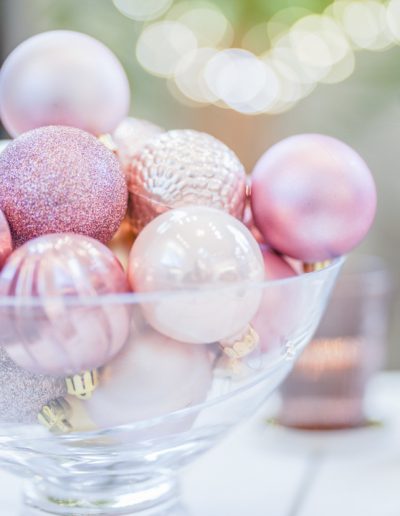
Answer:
[[66, 370, 99, 400], [220, 324, 260, 359], [38, 397, 72, 434], [303, 260, 331, 273]]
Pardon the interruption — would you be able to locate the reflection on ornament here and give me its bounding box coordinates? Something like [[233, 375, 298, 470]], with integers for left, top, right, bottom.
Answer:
[[0, 210, 12, 269], [0, 234, 131, 376], [0, 126, 127, 246], [0, 31, 130, 137], [128, 206, 264, 343], [251, 134, 377, 262], [126, 129, 246, 233], [0, 348, 66, 425]]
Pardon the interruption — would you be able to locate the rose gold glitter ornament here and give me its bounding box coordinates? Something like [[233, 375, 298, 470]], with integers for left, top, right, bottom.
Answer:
[[0, 126, 127, 246], [0, 233, 131, 377], [85, 331, 212, 431], [126, 129, 246, 233], [113, 117, 164, 174], [128, 206, 264, 344], [0, 210, 12, 269], [0, 30, 130, 137]]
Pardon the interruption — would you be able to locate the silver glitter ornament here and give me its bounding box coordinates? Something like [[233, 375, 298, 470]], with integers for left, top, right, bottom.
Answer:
[[126, 130, 247, 234], [0, 348, 67, 424]]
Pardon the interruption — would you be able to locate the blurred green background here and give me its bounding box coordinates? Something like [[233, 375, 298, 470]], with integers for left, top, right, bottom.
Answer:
[[1, 0, 399, 365]]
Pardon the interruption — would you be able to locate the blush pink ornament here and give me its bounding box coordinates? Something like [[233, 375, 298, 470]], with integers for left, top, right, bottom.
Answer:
[[113, 117, 163, 175], [252, 247, 299, 354], [0, 233, 130, 377], [85, 331, 212, 432], [251, 134, 377, 263], [0, 210, 12, 269], [128, 206, 264, 344], [0, 30, 130, 137], [126, 129, 247, 234], [0, 126, 127, 246]]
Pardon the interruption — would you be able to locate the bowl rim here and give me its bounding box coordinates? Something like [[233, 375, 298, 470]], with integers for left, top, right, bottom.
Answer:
[[0, 256, 345, 308]]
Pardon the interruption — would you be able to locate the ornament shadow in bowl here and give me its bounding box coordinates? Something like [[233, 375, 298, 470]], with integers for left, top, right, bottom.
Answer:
[[0, 255, 342, 515]]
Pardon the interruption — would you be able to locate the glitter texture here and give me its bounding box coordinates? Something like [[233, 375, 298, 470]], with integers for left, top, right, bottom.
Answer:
[[0, 233, 131, 376], [126, 129, 246, 233], [0, 347, 66, 424], [0, 210, 12, 269], [0, 126, 128, 246]]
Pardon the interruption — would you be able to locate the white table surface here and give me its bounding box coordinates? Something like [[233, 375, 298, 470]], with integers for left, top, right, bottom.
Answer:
[[1, 373, 400, 516]]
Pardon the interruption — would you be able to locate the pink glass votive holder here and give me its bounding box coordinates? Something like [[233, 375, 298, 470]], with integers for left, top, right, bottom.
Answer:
[[278, 256, 393, 430]]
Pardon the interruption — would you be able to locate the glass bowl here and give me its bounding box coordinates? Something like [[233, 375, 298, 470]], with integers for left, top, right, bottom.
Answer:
[[0, 258, 343, 515]]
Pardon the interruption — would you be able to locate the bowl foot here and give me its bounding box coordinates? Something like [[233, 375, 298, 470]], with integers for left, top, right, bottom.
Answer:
[[23, 473, 183, 515]]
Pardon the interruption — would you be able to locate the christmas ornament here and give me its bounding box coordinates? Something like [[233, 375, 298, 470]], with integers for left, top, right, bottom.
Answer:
[[0, 126, 127, 246], [126, 130, 246, 233], [128, 206, 264, 344], [0, 234, 131, 379], [252, 247, 298, 354], [251, 134, 377, 263], [107, 219, 136, 271], [0, 210, 12, 269], [113, 117, 163, 173], [0, 30, 130, 137], [0, 347, 66, 425], [85, 330, 212, 430]]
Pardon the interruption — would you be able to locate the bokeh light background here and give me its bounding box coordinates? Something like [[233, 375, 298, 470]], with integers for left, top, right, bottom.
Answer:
[[1, 0, 399, 364]]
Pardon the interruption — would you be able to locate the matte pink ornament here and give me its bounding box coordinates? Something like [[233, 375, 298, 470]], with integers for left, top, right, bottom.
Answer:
[[85, 331, 212, 431], [0, 30, 130, 137], [0, 234, 130, 376], [0, 210, 12, 269], [126, 130, 247, 233], [113, 117, 163, 174], [128, 206, 264, 344], [251, 134, 377, 262], [0, 126, 128, 246], [252, 246, 299, 354]]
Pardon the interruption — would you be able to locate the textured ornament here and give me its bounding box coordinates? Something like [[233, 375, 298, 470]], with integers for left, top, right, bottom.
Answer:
[[0, 126, 127, 246], [251, 134, 377, 262], [0, 347, 66, 425], [0, 233, 131, 376], [113, 117, 163, 174], [0, 210, 12, 269], [0, 30, 130, 137], [128, 206, 264, 343], [85, 331, 212, 430], [126, 129, 247, 233]]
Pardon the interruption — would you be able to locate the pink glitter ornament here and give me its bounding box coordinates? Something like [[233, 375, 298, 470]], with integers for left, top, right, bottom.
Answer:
[[251, 134, 377, 262], [126, 130, 246, 234], [0, 126, 127, 246], [113, 117, 163, 174], [128, 206, 264, 344], [0, 233, 130, 376], [85, 331, 212, 431], [0, 210, 12, 269], [0, 30, 130, 137]]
